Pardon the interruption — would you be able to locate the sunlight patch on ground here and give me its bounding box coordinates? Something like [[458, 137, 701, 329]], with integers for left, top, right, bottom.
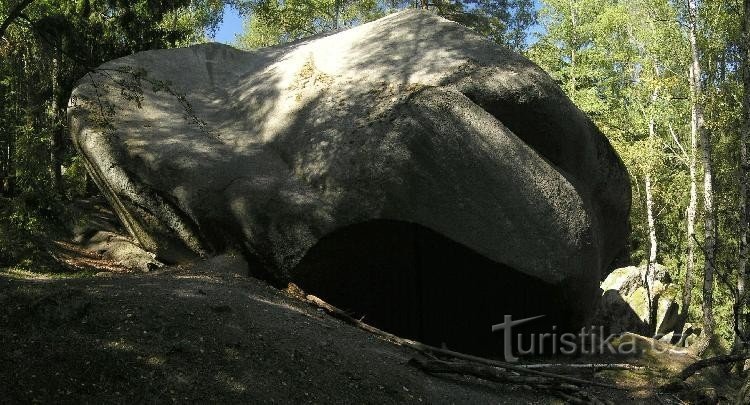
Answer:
[[0, 268, 52, 280], [0, 267, 96, 280], [146, 355, 166, 366], [172, 274, 222, 282], [104, 339, 137, 352], [224, 347, 241, 361], [215, 371, 248, 393], [245, 294, 313, 317]]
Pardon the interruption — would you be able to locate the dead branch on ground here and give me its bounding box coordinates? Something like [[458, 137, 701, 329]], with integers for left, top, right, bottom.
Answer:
[[288, 284, 625, 404]]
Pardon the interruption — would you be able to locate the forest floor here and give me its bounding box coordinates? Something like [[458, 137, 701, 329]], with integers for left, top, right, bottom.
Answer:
[[0, 201, 743, 403], [0, 260, 560, 404]]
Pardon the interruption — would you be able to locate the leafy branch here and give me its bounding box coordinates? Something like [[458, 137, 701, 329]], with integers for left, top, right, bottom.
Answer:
[[72, 66, 212, 137], [0, 0, 35, 40], [13, 8, 211, 138]]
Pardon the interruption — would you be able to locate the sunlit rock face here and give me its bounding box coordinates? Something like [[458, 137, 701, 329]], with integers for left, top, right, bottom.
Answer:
[[69, 10, 630, 353], [595, 264, 683, 341]]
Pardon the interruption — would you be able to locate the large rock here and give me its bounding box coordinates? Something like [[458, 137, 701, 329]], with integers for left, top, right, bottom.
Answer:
[[595, 264, 684, 340], [68, 10, 630, 354]]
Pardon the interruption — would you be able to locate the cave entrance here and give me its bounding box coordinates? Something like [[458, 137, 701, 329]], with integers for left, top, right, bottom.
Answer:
[[292, 219, 571, 356]]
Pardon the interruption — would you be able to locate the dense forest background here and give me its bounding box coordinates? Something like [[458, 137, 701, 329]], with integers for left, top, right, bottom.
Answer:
[[1, 0, 748, 358]]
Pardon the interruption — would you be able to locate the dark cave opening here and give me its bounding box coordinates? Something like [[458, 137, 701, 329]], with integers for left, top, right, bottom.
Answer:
[[292, 219, 577, 357]]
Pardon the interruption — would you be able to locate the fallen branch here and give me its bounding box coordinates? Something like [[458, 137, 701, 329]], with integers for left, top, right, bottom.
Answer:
[[304, 293, 406, 345], [405, 340, 622, 389], [409, 357, 548, 384], [297, 288, 622, 390], [518, 363, 644, 371], [410, 357, 613, 405]]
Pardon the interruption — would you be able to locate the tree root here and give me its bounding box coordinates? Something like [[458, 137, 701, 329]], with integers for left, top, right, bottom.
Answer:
[[661, 352, 750, 391]]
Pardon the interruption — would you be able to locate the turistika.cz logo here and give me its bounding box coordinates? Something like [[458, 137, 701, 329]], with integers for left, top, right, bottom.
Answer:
[[490, 315, 644, 362]]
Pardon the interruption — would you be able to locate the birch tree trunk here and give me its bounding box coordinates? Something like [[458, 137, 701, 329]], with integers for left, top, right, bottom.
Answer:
[[569, 0, 577, 94], [688, 0, 716, 353], [645, 86, 659, 334], [49, 46, 66, 195], [682, 100, 699, 323]]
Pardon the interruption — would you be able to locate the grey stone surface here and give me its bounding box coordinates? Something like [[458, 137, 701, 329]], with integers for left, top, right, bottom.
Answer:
[[68, 10, 630, 327], [595, 264, 682, 339]]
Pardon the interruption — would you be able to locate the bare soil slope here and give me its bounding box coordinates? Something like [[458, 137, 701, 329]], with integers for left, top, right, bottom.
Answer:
[[1, 261, 556, 404]]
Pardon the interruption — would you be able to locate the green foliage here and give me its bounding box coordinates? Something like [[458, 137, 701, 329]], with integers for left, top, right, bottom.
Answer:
[[0, 197, 57, 272], [427, 0, 537, 49], [530, 0, 686, 269], [0, 0, 227, 270], [235, 0, 537, 50], [235, 0, 382, 49], [529, 0, 744, 347]]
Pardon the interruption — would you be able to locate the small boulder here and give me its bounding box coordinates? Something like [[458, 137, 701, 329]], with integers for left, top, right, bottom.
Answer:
[[595, 264, 681, 337]]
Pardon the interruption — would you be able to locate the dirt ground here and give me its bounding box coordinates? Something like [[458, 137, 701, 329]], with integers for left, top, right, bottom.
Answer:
[[1, 255, 740, 404], [0, 260, 550, 404]]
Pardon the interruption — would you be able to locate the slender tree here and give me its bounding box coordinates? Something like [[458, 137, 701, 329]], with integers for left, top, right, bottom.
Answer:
[[683, 88, 699, 324], [687, 0, 717, 353], [644, 80, 660, 332]]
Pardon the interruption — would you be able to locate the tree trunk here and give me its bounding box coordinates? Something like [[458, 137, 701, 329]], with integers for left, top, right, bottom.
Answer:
[[569, 0, 577, 95], [688, 0, 716, 353], [645, 85, 659, 335], [2, 138, 15, 197], [682, 106, 699, 322], [49, 51, 63, 195], [645, 171, 657, 333], [333, 0, 340, 30], [735, 0, 750, 364], [0, 142, 6, 196]]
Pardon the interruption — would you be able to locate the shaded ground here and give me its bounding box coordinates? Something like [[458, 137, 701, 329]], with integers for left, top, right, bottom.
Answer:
[[1, 262, 552, 404], [0, 199, 742, 403], [1, 260, 741, 404]]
